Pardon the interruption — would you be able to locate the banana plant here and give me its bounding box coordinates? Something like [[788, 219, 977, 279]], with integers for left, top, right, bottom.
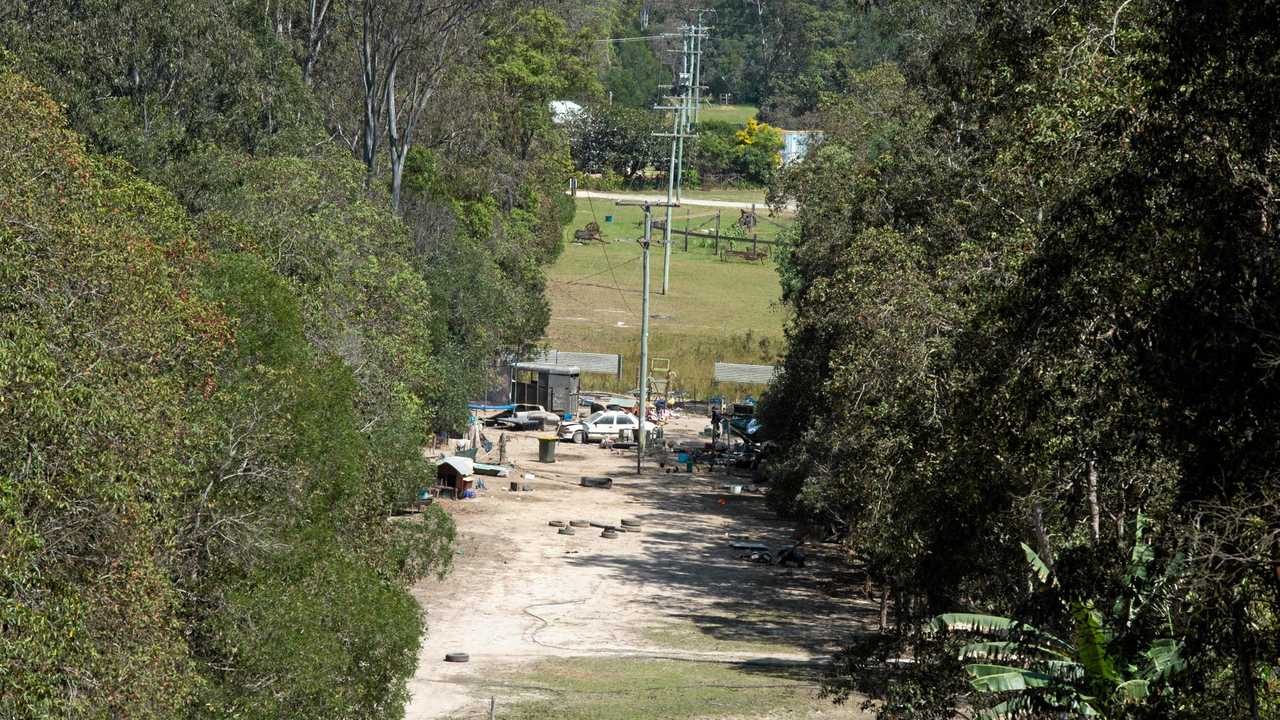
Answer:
[[930, 516, 1185, 718]]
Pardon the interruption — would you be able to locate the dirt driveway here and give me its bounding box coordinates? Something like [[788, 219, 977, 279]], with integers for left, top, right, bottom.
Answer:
[[404, 414, 875, 719]]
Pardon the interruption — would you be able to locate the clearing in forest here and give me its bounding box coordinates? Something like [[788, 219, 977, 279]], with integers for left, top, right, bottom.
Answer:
[[548, 196, 791, 398], [696, 103, 761, 126], [403, 414, 875, 720]]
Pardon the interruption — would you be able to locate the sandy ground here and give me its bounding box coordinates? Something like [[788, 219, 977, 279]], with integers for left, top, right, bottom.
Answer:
[[403, 414, 876, 719]]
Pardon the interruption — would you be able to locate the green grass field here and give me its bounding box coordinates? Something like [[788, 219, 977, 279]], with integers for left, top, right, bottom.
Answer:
[[494, 656, 838, 720], [696, 103, 759, 125], [548, 199, 790, 399]]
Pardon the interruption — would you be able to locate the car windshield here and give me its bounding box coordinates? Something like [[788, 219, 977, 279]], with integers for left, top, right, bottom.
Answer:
[[584, 411, 605, 424]]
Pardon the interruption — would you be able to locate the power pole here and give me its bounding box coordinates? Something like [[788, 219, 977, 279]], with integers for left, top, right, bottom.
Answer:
[[691, 10, 711, 125], [656, 23, 701, 295], [616, 199, 677, 473]]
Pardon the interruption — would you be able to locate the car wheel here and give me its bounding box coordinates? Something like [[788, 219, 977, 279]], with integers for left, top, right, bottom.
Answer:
[[573, 431, 585, 444]]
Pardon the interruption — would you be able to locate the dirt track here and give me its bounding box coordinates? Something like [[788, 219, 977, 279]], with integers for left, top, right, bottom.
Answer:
[[403, 414, 875, 719]]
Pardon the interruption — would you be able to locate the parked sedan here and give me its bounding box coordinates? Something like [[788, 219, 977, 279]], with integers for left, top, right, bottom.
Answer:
[[557, 410, 650, 444]]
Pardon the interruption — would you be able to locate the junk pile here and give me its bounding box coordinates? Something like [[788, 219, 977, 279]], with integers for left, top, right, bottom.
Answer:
[[548, 517, 642, 539], [730, 541, 807, 568]]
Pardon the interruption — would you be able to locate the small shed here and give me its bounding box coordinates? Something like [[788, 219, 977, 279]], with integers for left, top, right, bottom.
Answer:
[[435, 456, 476, 498], [510, 362, 581, 418]]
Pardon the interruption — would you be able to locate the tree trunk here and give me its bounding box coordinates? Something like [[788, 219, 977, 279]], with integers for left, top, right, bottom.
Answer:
[[1233, 598, 1261, 720], [390, 145, 406, 213], [878, 583, 891, 632], [1032, 500, 1052, 568], [387, 63, 401, 211], [359, 0, 380, 186], [1087, 459, 1101, 543], [302, 0, 332, 86]]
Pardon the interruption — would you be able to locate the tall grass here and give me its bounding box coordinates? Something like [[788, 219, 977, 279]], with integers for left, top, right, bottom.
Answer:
[[554, 328, 782, 401]]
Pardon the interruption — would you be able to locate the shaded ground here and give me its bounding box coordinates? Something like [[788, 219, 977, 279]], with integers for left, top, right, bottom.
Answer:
[[403, 415, 875, 719]]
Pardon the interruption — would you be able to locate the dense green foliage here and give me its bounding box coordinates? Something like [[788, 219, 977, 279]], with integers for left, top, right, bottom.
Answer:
[[764, 1, 1280, 718], [613, 0, 899, 126], [0, 0, 586, 716]]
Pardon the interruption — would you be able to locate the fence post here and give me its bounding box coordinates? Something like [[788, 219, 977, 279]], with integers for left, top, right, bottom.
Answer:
[[684, 209, 690, 252], [713, 211, 720, 253], [490, 697, 495, 720]]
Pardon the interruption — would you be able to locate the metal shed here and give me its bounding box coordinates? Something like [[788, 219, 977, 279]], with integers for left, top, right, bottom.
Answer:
[[713, 362, 779, 385], [510, 362, 581, 417]]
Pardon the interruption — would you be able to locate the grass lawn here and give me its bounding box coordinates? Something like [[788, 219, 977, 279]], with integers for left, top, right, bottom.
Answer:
[[571, 197, 789, 244], [548, 199, 790, 398], [680, 187, 774, 205], [492, 656, 846, 720], [697, 103, 759, 126], [644, 617, 810, 657]]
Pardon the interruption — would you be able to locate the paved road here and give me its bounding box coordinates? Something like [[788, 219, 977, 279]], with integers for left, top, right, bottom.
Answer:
[[571, 190, 794, 213]]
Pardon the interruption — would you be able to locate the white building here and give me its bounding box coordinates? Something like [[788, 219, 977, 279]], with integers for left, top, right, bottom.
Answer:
[[781, 130, 823, 165]]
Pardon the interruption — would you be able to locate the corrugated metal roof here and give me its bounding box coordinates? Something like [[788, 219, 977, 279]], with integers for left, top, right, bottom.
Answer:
[[713, 362, 779, 385], [530, 350, 621, 377], [513, 361, 581, 375]]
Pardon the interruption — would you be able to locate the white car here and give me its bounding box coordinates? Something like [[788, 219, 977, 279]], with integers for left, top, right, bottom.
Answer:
[[558, 410, 650, 444]]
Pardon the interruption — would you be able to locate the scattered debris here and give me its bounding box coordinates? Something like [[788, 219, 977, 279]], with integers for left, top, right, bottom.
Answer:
[[569, 520, 590, 528], [474, 462, 510, 477], [549, 520, 567, 527], [600, 529, 619, 539], [444, 653, 470, 663], [558, 527, 576, 536], [580, 476, 613, 489], [573, 221, 602, 244], [778, 544, 807, 568]]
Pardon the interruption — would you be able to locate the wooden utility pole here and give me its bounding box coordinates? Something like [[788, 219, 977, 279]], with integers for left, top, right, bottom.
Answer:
[[616, 199, 677, 473]]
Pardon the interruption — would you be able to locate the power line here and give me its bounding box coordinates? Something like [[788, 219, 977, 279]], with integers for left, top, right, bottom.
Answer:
[[582, 190, 633, 314], [654, 19, 707, 295], [593, 33, 677, 43]]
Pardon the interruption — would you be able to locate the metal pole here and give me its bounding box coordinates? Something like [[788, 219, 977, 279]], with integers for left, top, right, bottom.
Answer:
[[674, 25, 689, 205], [661, 27, 687, 295], [692, 22, 703, 125], [638, 206, 652, 474]]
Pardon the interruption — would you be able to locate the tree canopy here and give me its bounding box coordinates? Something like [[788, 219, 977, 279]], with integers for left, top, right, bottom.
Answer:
[[763, 1, 1280, 717]]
